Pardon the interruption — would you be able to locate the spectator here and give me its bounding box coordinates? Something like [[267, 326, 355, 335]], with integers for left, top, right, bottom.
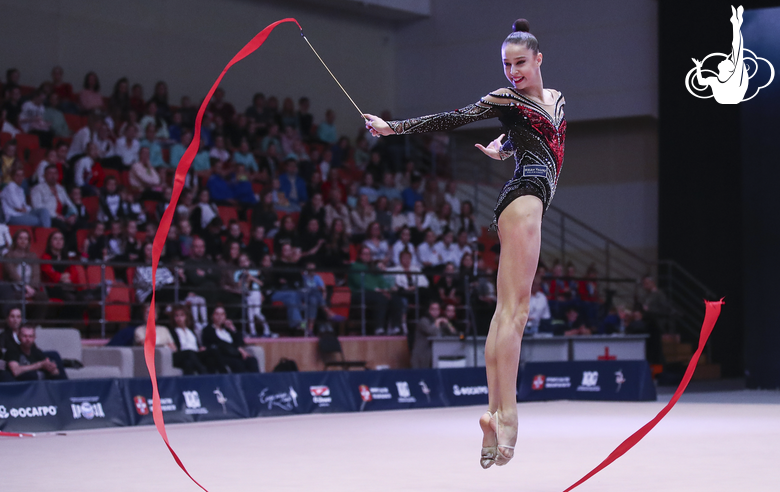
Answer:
[[407, 200, 435, 244], [348, 245, 404, 335], [401, 173, 424, 211], [1, 139, 21, 185], [455, 200, 479, 240], [182, 237, 222, 306], [168, 304, 222, 375], [129, 83, 145, 115], [168, 111, 183, 143], [261, 123, 282, 153], [443, 180, 461, 216], [78, 71, 105, 113], [149, 81, 172, 124], [410, 302, 450, 369], [201, 306, 259, 373], [201, 217, 225, 261], [317, 109, 338, 144], [389, 198, 409, 238], [209, 135, 230, 164], [139, 123, 166, 168], [67, 115, 102, 160], [178, 95, 197, 129], [115, 124, 140, 168], [233, 253, 272, 337], [353, 135, 370, 171], [453, 229, 474, 265], [442, 303, 462, 334], [324, 187, 352, 235], [233, 137, 258, 171], [43, 93, 71, 138], [138, 102, 169, 141], [250, 192, 280, 236], [435, 262, 464, 306], [0, 307, 23, 353], [40, 231, 80, 305], [391, 226, 420, 267], [209, 87, 235, 124], [0, 108, 20, 137], [526, 274, 552, 335], [322, 218, 351, 269], [562, 306, 591, 336], [108, 77, 130, 117], [67, 187, 91, 231], [73, 142, 102, 195], [296, 96, 313, 138], [81, 222, 106, 260], [31, 164, 77, 232], [363, 221, 390, 263], [281, 124, 301, 156], [190, 138, 212, 179], [2, 86, 23, 127], [269, 243, 306, 331], [50, 65, 75, 104], [33, 148, 60, 186], [245, 92, 266, 127], [375, 195, 392, 238], [129, 147, 163, 199], [0, 230, 49, 318], [377, 172, 402, 202], [247, 225, 270, 266], [388, 249, 430, 333], [423, 176, 445, 214], [417, 228, 442, 272], [133, 303, 177, 350], [5, 325, 64, 381], [473, 258, 497, 334], [278, 159, 308, 208], [298, 192, 326, 234], [169, 129, 192, 171], [133, 242, 180, 304], [350, 194, 376, 242], [1, 167, 52, 227], [639, 275, 672, 334], [301, 261, 331, 335], [273, 215, 299, 256], [358, 172, 379, 203], [331, 136, 352, 169], [19, 90, 54, 148], [299, 218, 326, 265], [434, 230, 462, 266], [177, 218, 194, 259]]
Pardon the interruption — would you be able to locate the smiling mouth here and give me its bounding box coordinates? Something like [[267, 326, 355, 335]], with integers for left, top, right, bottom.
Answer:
[[513, 77, 524, 84]]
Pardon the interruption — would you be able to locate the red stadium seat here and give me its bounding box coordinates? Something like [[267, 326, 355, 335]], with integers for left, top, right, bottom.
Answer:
[[0, 132, 13, 147], [15, 133, 40, 160], [8, 225, 33, 241], [86, 265, 115, 287], [238, 221, 251, 245], [142, 200, 158, 221], [330, 287, 351, 319], [33, 227, 58, 246], [263, 238, 274, 256], [218, 206, 238, 224], [105, 285, 132, 323], [317, 271, 336, 287], [82, 196, 99, 221]]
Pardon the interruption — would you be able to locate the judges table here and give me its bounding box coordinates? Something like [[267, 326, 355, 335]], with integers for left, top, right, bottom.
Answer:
[[430, 334, 649, 368]]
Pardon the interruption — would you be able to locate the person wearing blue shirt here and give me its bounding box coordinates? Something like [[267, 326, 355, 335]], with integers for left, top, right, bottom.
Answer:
[[316, 109, 338, 144], [232, 138, 259, 172], [278, 159, 308, 207], [401, 174, 424, 211], [139, 123, 166, 168]]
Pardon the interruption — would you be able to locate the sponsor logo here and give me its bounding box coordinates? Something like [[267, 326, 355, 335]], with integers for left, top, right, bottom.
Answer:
[[183, 391, 208, 415], [134, 395, 148, 416], [418, 380, 431, 403], [259, 386, 298, 411], [396, 381, 416, 403], [532, 374, 546, 391], [69, 396, 105, 420], [452, 384, 489, 396], [214, 388, 228, 414], [0, 404, 57, 419], [615, 370, 626, 393], [367, 386, 392, 400], [521, 164, 548, 178], [309, 385, 332, 407], [544, 376, 572, 389], [577, 371, 601, 392], [358, 385, 372, 403]]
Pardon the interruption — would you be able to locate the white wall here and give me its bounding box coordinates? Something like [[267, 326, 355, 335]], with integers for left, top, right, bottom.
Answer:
[[394, 0, 658, 123], [0, 0, 396, 137]]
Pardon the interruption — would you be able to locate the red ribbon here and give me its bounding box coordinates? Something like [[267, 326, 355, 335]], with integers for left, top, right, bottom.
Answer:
[[144, 18, 301, 491], [0, 431, 34, 437], [562, 299, 724, 492]]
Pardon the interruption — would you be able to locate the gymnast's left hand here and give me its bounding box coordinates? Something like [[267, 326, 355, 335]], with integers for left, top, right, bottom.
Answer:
[[363, 114, 394, 136], [475, 133, 506, 160]]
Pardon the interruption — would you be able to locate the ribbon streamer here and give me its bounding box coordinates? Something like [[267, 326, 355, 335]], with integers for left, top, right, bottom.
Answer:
[[0, 431, 34, 437], [144, 18, 302, 491], [562, 299, 724, 491]]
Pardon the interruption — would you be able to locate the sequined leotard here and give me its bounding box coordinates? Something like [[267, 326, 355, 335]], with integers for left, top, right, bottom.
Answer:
[[387, 88, 566, 229]]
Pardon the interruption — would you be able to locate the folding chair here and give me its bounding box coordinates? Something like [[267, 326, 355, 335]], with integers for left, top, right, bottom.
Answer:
[[318, 332, 366, 371]]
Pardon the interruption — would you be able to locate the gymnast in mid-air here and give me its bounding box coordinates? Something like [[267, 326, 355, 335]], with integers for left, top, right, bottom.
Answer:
[[364, 18, 566, 468]]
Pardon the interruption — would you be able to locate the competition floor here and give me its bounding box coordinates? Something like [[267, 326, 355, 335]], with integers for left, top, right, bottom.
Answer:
[[2, 382, 779, 492]]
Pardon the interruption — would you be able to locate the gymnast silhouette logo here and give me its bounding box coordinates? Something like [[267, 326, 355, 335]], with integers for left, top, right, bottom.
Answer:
[[685, 5, 774, 104]]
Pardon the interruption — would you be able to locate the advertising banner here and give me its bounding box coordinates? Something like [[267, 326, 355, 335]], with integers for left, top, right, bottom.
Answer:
[[518, 361, 656, 402], [0, 380, 61, 433], [294, 371, 357, 414], [241, 372, 303, 418], [438, 367, 490, 407], [344, 369, 445, 412], [123, 375, 249, 426], [50, 378, 129, 431]]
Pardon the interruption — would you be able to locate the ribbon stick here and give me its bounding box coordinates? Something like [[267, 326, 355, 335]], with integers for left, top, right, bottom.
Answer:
[[562, 299, 724, 492], [144, 18, 302, 491]]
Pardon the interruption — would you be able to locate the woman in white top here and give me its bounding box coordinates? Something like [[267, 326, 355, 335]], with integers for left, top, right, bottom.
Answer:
[[362, 221, 390, 263], [169, 304, 221, 375]]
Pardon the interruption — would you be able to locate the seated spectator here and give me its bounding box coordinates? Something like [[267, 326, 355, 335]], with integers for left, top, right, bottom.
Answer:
[[115, 124, 140, 168], [423, 177, 445, 215], [411, 302, 452, 369], [389, 198, 409, 238], [201, 305, 260, 373], [73, 142, 102, 196], [377, 172, 402, 202], [78, 71, 105, 113], [207, 162, 237, 206], [455, 200, 479, 241], [317, 109, 338, 145], [19, 90, 54, 148], [261, 123, 282, 153], [269, 243, 306, 331], [247, 225, 270, 265], [31, 164, 77, 233], [321, 218, 351, 269], [81, 222, 106, 260], [2, 86, 23, 129], [299, 218, 326, 266], [320, 167, 345, 204], [50, 66, 75, 107], [129, 147, 163, 199], [273, 214, 299, 253], [297, 96, 313, 139], [1, 139, 21, 185], [190, 138, 212, 178], [182, 237, 222, 306], [401, 173, 424, 211], [345, 181, 360, 209], [353, 135, 370, 170], [133, 242, 180, 304], [40, 230, 80, 303], [453, 229, 474, 265], [66, 115, 102, 161], [391, 227, 420, 267], [358, 173, 379, 203], [233, 137, 258, 172], [443, 180, 460, 216], [375, 195, 392, 239], [388, 250, 430, 333], [527, 274, 552, 335], [94, 123, 120, 165], [133, 303, 177, 350], [324, 187, 352, 235], [150, 81, 172, 124], [232, 253, 272, 337], [278, 159, 308, 209], [139, 123, 166, 168], [350, 194, 376, 242], [0, 230, 49, 319], [435, 262, 464, 306], [202, 217, 225, 261], [108, 77, 130, 118], [298, 192, 326, 234], [168, 304, 222, 375], [348, 245, 405, 335], [1, 108, 20, 138], [363, 221, 390, 263], [1, 167, 52, 227], [417, 229, 442, 273], [434, 230, 462, 266], [301, 261, 332, 335], [138, 102, 169, 141], [0, 223, 11, 255], [33, 149, 62, 185], [190, 189, 218, 237], [473, 260, 498, 336], [280, 124, 301, 156], [169, 129, 191, 171], [209, 135, 230, 164], [5, 325, 65, 381], [442, 304, 463, 334], [209, 87, 235, 124], [407, 200, 435, 244], [250, 192, 279, 237], [1, 307, 23, 353], [129, 83, 145, 115]]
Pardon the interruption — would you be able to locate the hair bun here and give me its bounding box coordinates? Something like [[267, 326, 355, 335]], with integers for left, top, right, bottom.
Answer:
[[512, 18, 531, 33]]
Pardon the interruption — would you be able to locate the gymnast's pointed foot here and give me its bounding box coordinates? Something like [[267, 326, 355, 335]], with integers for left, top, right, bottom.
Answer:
[[479, 411, 497, 469], [494, 410, 517, 466]]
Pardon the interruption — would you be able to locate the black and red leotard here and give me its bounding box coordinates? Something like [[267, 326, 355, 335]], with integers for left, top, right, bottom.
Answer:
[[387, 87, 566, 229]]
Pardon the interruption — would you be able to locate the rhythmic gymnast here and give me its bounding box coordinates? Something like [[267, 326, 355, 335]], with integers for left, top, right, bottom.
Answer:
[[364, 18, 566, 468]]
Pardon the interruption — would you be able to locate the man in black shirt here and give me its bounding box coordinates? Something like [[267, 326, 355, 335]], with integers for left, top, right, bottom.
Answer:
[[5, 325, 64, 381]]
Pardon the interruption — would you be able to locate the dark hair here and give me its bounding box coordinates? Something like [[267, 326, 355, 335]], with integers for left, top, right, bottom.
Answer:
[[45, 230, 67, 258], [83, 71, 101, 91], [169, 304, 194, 329], [504, 18, 539, 54]]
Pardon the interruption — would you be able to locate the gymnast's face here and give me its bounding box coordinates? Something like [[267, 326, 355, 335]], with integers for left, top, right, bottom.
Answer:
[[502, 43, 542, 91]]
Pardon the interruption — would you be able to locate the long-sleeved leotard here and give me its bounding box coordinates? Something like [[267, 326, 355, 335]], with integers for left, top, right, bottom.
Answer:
[[387, 88, 566, 229]]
